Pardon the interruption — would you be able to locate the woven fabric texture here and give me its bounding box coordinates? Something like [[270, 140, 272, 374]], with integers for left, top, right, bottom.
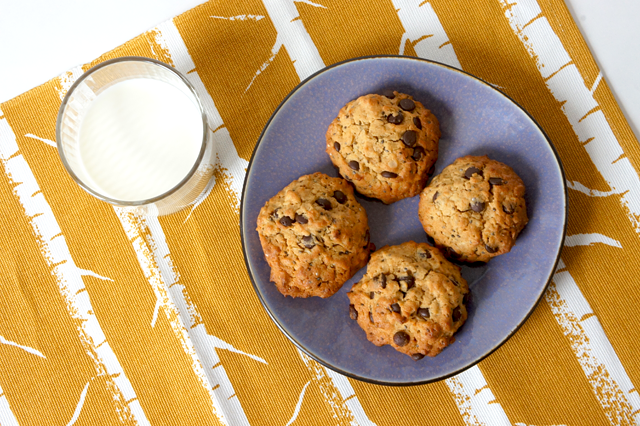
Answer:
[[1, 0, 639, 425]]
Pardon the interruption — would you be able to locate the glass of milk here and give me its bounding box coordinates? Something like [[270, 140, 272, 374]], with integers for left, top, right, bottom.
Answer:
[[56, 57, 214, 216]]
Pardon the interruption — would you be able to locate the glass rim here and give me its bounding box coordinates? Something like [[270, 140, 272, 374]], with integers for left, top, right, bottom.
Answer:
[[55, 56, 209, 207]]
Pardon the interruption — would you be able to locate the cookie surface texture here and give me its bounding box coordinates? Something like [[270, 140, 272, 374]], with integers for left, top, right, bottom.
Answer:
[[326, 91, 440, 204], [256, 172, 371, 298], [347, 241, 469, 359], [418, 155, 529, 262]]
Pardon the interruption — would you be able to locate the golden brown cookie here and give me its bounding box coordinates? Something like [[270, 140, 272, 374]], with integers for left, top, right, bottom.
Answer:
[[347, 241, 469, 359], [418, 155, 528, 262], [326, 91, 440, 204], [256, 173, 372, 298]]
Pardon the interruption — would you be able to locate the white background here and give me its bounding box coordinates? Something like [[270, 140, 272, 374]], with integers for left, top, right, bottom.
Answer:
[[0, 0, 638, 141]]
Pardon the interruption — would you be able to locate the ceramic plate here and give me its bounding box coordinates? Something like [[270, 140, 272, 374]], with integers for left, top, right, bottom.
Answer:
[[240, 56, 567, 385]]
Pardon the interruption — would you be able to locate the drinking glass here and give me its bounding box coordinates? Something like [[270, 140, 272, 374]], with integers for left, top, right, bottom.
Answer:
[[56, 56, 214, 216]]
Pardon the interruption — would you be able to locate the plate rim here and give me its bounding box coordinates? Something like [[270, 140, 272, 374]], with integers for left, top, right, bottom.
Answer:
[[239, 54, 568, 386]]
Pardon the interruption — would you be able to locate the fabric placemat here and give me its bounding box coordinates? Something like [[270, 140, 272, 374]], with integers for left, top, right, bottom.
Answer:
[[1, 0, 639, 425]]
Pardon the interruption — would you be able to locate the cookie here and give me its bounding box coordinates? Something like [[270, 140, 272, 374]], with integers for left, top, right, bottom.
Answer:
[[256, 172, 372, 298], [326, 91, 440, 204], [347, 241, 469, 359], [418, 155, 528, 263]]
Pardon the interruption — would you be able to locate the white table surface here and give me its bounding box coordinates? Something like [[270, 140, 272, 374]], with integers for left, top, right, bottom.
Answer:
[[1, 0, 638, 141]]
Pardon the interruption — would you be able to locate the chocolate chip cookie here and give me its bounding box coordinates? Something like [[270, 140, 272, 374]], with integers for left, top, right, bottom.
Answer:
[[326, 91, 440, 204], [418, 155, 528, 262], [348, 241, 469, 359], [256, 172, 372, 298]]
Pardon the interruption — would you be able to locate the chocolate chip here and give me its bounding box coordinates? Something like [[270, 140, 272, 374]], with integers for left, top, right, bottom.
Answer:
[[369, 242, 376, 252], [295, 213, 308, 224], [374, 274, 387, 289], [334, 141, 341, 152], [411, 353, 425, 361], [427, 164, 435, 176], [333, 190, 347, 204], [364, 229, 370, 244], [402, 130, 417, 147], [489, 177, 504, 186], [391, 303, 401, 313], [452, 306, 462, 322], [270, 209, 279, 220], [485, 244, 498, 253], [369, 312, 374, 323], [413, 117, 422, 129], [451, 278, 460, 287], [302, 235, 315, 249], [471, 201, 486, 212], [418, 250, 431, 259], [432, 191, 439, 202], [411, 146, 424, 161], [369, 291, 375, 299], [381, 171, 398, 178], [417, 307, 430, 319], [503, 204, 515, 214], [349, 305, 358, 320], [393, 331, 410, 346], [348, 161, 360, 171], [387, 112, 403, 124], [399, 99, 415, 111], [279, 216, 294, 227], [382, 89, 395, 99], [399, 276, 415, 289], [464, 167, 482, 179], [316, 198, 332, 210]]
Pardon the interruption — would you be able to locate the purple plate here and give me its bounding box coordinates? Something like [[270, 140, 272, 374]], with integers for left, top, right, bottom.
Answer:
[[240, 56, 567, 385]]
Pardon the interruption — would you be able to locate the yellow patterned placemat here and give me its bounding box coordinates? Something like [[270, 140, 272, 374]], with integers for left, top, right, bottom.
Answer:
[[1, 0, 639, 425]]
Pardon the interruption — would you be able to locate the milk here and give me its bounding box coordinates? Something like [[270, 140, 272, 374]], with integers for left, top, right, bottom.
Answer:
[[78, 78, 203, 201]]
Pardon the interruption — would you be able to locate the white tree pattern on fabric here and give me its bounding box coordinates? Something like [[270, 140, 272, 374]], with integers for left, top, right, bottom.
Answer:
[[514, 424, 567, 426], [566, 180, 623, 198], [445, 367, 512, 425], [564, 233, 622, 248], [66, 381, 90, 426], [297, 349, 377, 426], [245, 0, 325, 92], [323, 369, 378, 426], [0, 335, 46, 359], [391, 0, 462, 69], [498, 0, 640, 423], [499, 0, 640, 234], [547, 259, 640, 424], [115, 209, 260, 426], [210, 15, 265, 21], [0, 108, 150, 425], [24, 133, 56, 147], [0, 382, 19, 426], [285, 381, 310, 426]]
